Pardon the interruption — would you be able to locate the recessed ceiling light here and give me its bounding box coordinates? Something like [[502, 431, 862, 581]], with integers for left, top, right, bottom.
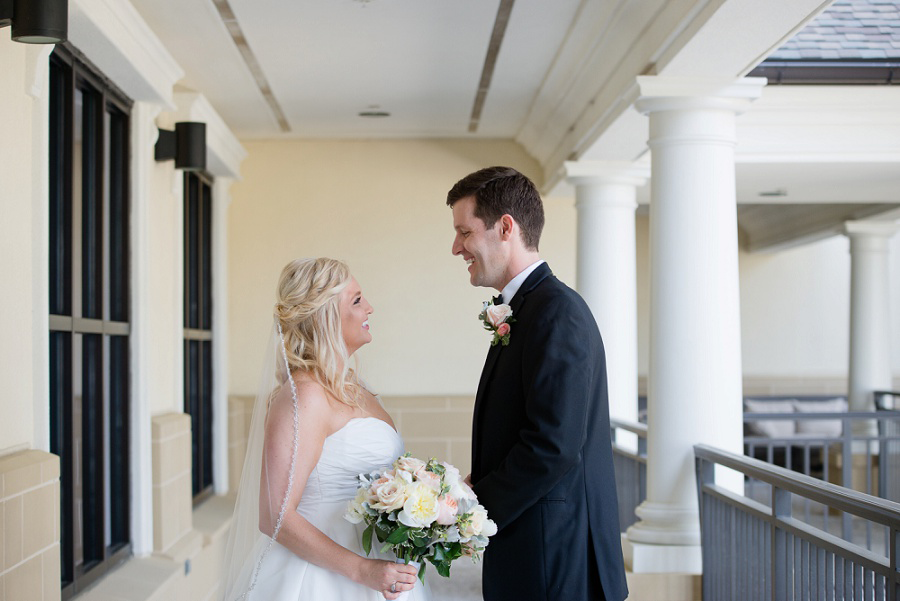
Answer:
[[758, 189, 788, 197]]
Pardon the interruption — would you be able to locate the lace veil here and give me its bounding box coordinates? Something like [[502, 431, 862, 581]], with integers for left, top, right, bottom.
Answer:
[[220, 321, 300, 600]]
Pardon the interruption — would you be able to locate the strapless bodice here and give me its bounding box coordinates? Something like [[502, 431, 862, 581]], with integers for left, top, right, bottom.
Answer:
[[298, 417, 403, 511]]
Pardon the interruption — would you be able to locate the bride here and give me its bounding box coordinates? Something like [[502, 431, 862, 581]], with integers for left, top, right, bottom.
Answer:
[[222, 258, 426, 600]]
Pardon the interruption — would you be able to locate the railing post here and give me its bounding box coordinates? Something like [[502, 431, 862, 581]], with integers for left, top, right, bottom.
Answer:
[[879, 413, 888, 503], [772, 486, 791, 601], [843, 416, 853, 540], [695, 453, 715, 601], [892, 526, 898, 601]]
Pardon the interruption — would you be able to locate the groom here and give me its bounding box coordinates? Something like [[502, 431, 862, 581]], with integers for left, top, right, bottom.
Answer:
[[447, 166, 628, 601]]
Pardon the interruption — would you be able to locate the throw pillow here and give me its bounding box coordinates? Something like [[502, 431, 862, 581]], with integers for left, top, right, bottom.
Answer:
[[744, 399, 797, 439], [793, 398, 848, 438]]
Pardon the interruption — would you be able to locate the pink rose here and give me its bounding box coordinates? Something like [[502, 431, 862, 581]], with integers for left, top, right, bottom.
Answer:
[[485, 304, 512, 328], [414, 467, 442, 491], [366, 476, 389, 504], [496, 323, 510, 337], [371, 476, 408, 512], [435, 495, 459, 526]]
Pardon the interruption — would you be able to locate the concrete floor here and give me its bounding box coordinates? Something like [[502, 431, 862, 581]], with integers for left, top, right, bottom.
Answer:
[[428, 558, 483, 601]]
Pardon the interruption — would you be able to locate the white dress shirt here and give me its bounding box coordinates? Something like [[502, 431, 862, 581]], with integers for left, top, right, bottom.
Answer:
[[499, 260, 545, 305]]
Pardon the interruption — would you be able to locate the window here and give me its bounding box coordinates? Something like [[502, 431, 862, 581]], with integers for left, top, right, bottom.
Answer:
[[48, 45, 132, 598], [184, 171, 214, 502]]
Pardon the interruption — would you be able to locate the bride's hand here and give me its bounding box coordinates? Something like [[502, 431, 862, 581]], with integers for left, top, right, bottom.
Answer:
[[354, 558, 417, 599]]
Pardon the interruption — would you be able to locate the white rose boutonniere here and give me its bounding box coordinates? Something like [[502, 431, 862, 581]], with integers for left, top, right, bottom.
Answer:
[[478, 300, 515, 346]]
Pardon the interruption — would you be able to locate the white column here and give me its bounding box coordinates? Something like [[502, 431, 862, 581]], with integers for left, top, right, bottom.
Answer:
[[564, 161, 647, 442], [624, 76, 765, 573], [27, 45, 53, 452], [130, 101, 162, 556], [843, 221, 898, 423], [212, 178, 234, 495]]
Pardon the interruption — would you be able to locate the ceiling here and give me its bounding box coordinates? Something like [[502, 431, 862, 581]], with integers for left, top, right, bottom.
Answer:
[[130, 0, 584, 140], [126, 0, 900, 251]]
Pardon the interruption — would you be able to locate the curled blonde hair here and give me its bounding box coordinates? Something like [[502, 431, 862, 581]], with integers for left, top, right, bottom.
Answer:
[[274, 257, 361, 407]]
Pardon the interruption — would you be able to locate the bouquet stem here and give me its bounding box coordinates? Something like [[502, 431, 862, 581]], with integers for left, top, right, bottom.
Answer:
[[390, 559, 422, 601]]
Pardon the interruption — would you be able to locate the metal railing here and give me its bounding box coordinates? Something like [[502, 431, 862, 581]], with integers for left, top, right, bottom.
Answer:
[[744, 411, 900, 502], [695, 444, 900, 601], [610, 418, 647, 532], [874, 396, 900, 504]]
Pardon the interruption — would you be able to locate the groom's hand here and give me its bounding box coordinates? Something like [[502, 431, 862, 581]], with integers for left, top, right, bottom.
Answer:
[[464, 473, 473, 488]]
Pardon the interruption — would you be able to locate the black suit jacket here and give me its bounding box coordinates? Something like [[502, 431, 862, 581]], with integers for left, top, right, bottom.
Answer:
[[471, 263, 628, 601]]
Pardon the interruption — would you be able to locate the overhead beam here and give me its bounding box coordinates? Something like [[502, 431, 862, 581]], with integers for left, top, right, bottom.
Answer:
[[468, 0, 515, 133]]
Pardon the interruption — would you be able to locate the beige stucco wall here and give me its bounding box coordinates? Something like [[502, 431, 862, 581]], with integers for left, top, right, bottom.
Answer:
[[145, 159, 185, 416], [227, 138, 576, 397], [227, 138, 900, 401], [0, 39, 48, 454]]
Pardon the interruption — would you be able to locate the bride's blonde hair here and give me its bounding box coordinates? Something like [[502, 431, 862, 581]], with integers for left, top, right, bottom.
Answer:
[[274, 257, 362, 407]]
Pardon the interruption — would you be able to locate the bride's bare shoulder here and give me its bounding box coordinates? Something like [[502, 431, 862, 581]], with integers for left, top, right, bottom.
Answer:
[[267, 373, 332, 422]]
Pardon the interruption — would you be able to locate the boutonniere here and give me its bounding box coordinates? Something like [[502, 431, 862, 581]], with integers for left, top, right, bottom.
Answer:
[[479, 300, 516, 346]]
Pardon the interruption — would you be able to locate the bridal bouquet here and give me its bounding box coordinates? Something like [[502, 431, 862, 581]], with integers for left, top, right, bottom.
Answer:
[[345, 454, 497, 582]]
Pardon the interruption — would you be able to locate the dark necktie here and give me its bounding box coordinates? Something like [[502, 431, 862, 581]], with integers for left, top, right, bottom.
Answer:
[[492, 294, 503, 305]]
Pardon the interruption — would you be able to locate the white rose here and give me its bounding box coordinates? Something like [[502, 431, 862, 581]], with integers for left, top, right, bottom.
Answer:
[[459, 504, 492, 539], [371, 475, 409, 512], [397, 482, 440, 528], [448, 478, 476, 504], [395, 455, 426, 476], [480, 517, 498, 537], [344, 487, 368, 524], [485, 304, 512, 328]]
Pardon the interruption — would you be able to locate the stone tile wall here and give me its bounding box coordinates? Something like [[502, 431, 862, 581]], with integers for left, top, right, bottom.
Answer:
[[227, 396, 255, 492], [381, 395, 475, 477], [151, 413, 193, 554], [0, 450, 60, 601]]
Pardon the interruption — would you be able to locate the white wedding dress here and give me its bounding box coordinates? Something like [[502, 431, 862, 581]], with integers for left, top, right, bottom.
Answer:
[[239, 417, 431, 600]]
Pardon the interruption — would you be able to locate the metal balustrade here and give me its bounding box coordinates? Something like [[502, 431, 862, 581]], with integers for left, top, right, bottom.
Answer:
[[695, 444, 900, 601], [744, 411, 900, 508], [875, 395, 900, 505], [610, 418, 647, 531]]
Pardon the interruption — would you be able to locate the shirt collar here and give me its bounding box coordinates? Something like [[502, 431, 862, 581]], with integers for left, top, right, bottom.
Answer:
[[500, 260, 545, 305]]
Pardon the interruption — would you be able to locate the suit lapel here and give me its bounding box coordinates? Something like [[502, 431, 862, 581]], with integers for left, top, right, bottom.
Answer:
[[472, 263, 553, 465]]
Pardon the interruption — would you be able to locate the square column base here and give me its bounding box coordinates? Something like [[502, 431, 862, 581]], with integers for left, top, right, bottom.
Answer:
[[622, 534, 702, 574]]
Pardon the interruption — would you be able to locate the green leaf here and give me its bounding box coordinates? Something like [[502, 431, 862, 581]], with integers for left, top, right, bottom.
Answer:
[[374, 527, 387, 543], [436, 562, 451, 578], [445, 543, 463, 561], [386, 526, 410, 545], [418, 561, 427, 584], [432, 544, 447, 562], [362, 524, 374, 556]]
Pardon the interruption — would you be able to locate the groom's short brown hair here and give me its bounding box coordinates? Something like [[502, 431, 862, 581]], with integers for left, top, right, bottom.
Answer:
[[446, 166, 545, 251]]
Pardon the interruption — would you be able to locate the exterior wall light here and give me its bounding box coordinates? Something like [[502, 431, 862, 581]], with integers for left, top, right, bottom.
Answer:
[[0, 0, 68, 44], [155, 122, 207, 172]]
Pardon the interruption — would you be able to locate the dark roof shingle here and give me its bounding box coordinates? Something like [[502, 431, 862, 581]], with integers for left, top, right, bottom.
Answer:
[[768, 0, 900, 60]]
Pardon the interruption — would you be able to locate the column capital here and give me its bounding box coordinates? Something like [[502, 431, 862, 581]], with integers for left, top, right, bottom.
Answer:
[[635, 75, 766, 115], [843, 220, 900, 240], [564, 160, 650, 187]]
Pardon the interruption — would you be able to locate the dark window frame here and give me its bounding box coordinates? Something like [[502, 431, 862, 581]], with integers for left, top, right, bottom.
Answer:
[[184, 171, 214, 503], [49, 44, 133, 600]]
